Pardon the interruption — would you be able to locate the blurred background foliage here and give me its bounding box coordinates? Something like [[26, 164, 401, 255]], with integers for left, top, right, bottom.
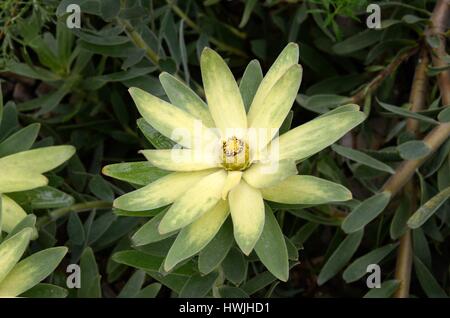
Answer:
[[0, 0, 449, 298]]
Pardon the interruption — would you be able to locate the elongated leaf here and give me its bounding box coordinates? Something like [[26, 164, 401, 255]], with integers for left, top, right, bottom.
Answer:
[[222, 248, 247, 286], [5, 214, 37, 240], [0, 228, 32, 283], [20, 283, 68, 298], [131, 209, 176, 246], [136, 283, 161, 298], [343, 243, 398, 283], [118, 270, 146, 298], [378, 100, 439, 125], [414, 256, 448, 298], [398, 140, 431, 160], [102, 161, 170, 185], [317, 230, 364, 285], [78, 247, 101, 298], [0, 247, 67, 297], [7, 186, 74, 210], [390, 198, 410, 239], [239, 59, 263, 111], [332, 144, 394, 174], [363, 280, 400, 298], [239, 0, 257, 28], [254, 205, 289, 282], [333, 30, 382, 55], [198, 219, 234, 274], [0, 123, 40, 158], [179, 272, 218, 298], [218, 286, 249, 298], [342, 192, 391, 233], [408, 187, 450, 228], [1, 194, 27, 233], [164, 201, 228, 271]]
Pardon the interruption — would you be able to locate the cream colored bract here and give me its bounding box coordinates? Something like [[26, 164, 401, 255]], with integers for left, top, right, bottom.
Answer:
[[111, 43, 366, 280]]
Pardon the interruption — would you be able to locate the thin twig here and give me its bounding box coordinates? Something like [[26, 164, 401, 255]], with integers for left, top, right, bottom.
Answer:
[[351, 47, 419, 105], [37, 200, 113, 228], [381, 0, 449, 297], [166, 0, 248, 58], [393, 48, 429, 298]]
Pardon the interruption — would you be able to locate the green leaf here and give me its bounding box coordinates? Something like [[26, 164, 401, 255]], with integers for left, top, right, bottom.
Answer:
[[318, 104, 360, 118], [0, 246, 67, 297], [332, 30, 382, 55], [0, 145, 76, 175], [291, 222, 318, 247], [0, 228, 33, 283], [239, 60, 263, 112], [20, 283, 68, 298], [7, 186, 74, 210], [198, 219, 234, 274], [179, 272, 218, 298], [84, 67, 154, 90], [118, 270, 146, 298], [131, 209, 176, 246], [398, 140, 431, 160], [0, 123, 40, 158], [343, 243, 398, 283], [89, 175, 114, 201], [438, 107, 450, 122], [164, 201, 228, 271], [285, 236, 299, 261], [413, 228, 431, 269], [0, 82, 3, 125], [390, 198, 410, 240], [317, 229, 364, 285], [218, 286, 249, 298], [78, 247, 101, 298], [68, 212, 85, 246], [241, 271, 280, 295], [0, 194, 27, 233], [408, 186, 450, 229], [4, 61, 59, 81], [254, 205, 289, 282], [332, 144, 395, 174], [159, 72, 213, 127], [279, 110, 294, 135], [239, 0, 257, 28], [378, 100, 439, 125], [5, 214, 37, 241], [87, 212, 117, 244], [297, 94, 353, 113], [135, 283, 161, 298], [222, 247, 247, 286], [136, 283, 161, 298], [137, 118, 176, 149], [103, 161, 170, 186], [113, 250, 163, 272], [363, 280, 400, 298], [288, 209, 341, 226], [342, 192, 391, 233], [414, 256, 448, 298]]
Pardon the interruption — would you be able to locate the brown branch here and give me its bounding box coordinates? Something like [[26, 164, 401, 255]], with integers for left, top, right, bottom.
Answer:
[[393, 48, 429, 298], [351, 47, 419, 105], [381, 0, 449, 298], [427, 0, 450, 105]]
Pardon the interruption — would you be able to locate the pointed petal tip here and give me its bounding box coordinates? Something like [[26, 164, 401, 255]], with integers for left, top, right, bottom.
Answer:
[[158, 71, 169, 79], [163, 260, 174, 273]]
